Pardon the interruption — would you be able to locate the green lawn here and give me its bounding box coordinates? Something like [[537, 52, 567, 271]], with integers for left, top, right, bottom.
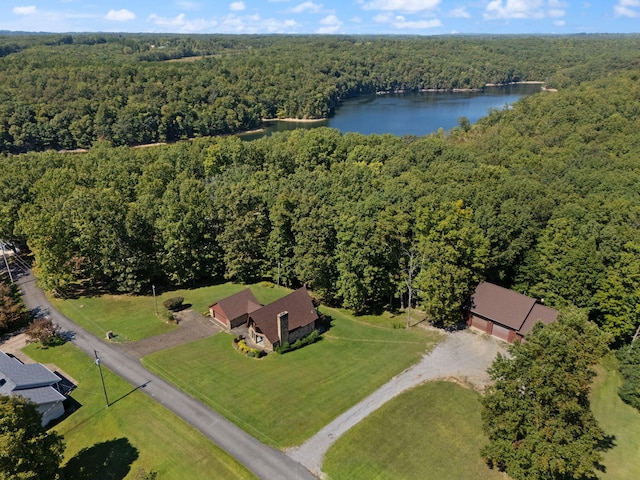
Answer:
[[49, 282, 291, 342], [591, 354, 640, 479], [143, 305, 443, 448], [323, 381, 507, 480], [24, 342, 255, 480]]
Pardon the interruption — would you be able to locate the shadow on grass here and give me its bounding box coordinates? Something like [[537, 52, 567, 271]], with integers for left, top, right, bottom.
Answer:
[[595, 433, 617, 474], [108, 381, 150, 407], [62, 437, 139, 480]]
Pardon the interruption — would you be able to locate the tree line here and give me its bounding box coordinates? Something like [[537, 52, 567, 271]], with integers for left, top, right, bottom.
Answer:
[[1, 33, 639, 153], [1, 70, 639, 348]]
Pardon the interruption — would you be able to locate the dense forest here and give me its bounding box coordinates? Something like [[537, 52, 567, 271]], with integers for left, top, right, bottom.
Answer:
[[1, 33, 640, 153], [1, 35, 639, 348]]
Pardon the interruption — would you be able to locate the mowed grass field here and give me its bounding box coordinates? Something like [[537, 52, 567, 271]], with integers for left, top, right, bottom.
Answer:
[[591, 354, 640, 479], [24, 342, 255, 479], [142, 305, 442, 448], [49, 282, 287, 342], [322, 381, 507, 480], [50, 282, 442, 449]]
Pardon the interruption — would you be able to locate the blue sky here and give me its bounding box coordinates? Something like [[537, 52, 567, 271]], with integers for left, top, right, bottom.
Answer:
[[1, 1, 639, 35]]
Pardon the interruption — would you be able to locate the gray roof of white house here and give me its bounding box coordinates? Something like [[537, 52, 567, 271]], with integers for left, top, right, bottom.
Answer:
[[0, 351, 65, 409], [18, 385, 66, 404], [0, 351, 60, 389]]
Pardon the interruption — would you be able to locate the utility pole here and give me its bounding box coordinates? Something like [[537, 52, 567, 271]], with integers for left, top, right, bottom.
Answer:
[[152, 284, 158, 316], [277, 261, 281, 287], [1, 242, 13, 283], [94, 350, 109, 408]]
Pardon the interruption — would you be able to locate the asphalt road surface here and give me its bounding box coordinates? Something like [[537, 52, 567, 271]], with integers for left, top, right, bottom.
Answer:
[[16, 269, 316, 480]]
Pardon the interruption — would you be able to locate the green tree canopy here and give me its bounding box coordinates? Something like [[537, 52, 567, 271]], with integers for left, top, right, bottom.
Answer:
[[481, 309, 610, 480], [0, 395, 65, 479]]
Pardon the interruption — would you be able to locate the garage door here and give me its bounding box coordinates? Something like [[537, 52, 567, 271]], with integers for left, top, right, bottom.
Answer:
[[492, 324, 511, 342], [470, 315, 490, 333]]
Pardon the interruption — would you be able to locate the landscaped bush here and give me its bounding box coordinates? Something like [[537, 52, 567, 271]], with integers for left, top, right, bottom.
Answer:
[[617, 344, 640, 412], [162, 297, 184, 311], [274, 329, 320, 354], [234, 337, 266, 358]]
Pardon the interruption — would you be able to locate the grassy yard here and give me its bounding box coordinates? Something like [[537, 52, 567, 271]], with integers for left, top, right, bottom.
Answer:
[[24, 342, 255, 480], [143, 305, 443, 448], [591, 354, 640, 479], [49, 281, 290, 342], [322, 381, 507, 480]]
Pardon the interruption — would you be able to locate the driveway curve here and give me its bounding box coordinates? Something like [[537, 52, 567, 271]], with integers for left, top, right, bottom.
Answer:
[[16, 269, 316, 480], [288, 329, 507, 476]]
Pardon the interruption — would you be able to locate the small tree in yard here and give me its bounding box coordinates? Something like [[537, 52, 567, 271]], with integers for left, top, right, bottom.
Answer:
[[0, 280, 29, 333], [26, 317, 62, 347], [481, 308, 611, 480]]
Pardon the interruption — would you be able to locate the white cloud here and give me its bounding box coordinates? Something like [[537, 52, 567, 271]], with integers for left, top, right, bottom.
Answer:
[[177, 1, 202, 10], [614, 0, 640, 17], [374, 12, 440, 28], [148, 12, 213, 31], [554, 19, 566, 26], [292, 1, 323, 13], [484, 0, 545, 20], [449, 7, 471, 18], [360, 0, 441, 13], [316, 14, 342, 33], [230, 1, 246, 11], [391, 15, 441, 28], [13, 6, 37, 15], [105, 9, 136, 21], [548, 9, 564, 17], [222, 14, 300, 32]]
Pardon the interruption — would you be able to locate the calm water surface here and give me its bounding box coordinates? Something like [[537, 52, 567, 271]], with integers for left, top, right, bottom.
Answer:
[[241, 84, 541, 140]]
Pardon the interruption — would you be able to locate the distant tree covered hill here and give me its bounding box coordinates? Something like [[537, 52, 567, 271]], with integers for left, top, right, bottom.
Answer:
[[0, 33, 639, 153]]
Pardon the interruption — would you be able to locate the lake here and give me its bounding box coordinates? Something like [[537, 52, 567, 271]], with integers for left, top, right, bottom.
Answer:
[[241, 84, 541, 140]]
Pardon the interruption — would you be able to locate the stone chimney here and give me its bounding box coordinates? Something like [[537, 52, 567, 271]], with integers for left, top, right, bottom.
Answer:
[[277, 311, 289, 345]]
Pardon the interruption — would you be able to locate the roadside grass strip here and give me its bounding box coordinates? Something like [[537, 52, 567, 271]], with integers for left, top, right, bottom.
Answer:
[[322, 381, 507, 480], [23, 342, 256, 479], [48, 282, 293, 343], [591, 354, 640, 479]]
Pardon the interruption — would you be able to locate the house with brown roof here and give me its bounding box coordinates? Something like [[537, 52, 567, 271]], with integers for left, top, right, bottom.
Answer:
[[209, 288, 262, 330], [246, 287, 318, 352], [466, 282, 558, 343]]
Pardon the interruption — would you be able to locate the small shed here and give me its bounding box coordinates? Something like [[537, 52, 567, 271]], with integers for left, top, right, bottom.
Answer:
[[466, 282, 558, 343], [209, 288, 262, 330]]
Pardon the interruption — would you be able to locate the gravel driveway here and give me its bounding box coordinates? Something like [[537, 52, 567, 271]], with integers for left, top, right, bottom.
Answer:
[[288, 329, 507, 476]]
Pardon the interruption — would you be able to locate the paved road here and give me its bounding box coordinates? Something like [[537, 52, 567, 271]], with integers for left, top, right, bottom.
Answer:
[[288, 329, 507, 476], [16, 270, 315, 480]]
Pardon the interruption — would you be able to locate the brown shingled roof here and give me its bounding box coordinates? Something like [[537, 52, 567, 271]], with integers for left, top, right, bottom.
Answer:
[[249, 287, 318, 344], [211, 288, 261, 321], [468, 282, 558, 336], [519, 303, 558, 336]]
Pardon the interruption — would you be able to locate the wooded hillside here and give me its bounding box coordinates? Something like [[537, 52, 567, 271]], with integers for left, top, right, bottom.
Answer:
[[2, 38, 640, 344], [1, 34, 639, 153]]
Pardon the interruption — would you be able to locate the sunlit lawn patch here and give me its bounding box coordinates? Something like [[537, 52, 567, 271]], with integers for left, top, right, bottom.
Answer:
[[142, 305, 443, 448], [591, 354, 640, 479], [23, 342, 255, 479], [323, 381, 506, 480], [49, 282, 291, 342]]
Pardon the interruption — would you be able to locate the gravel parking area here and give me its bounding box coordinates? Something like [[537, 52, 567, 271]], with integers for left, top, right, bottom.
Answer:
[[120, 309, 222, 359], [288, 328, 507, 477]]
